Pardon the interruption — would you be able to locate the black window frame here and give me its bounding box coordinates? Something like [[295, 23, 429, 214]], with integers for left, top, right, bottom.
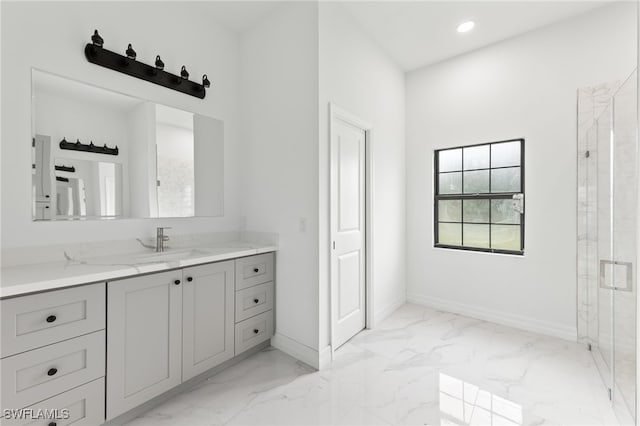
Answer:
[[434, 138, 525, 255]]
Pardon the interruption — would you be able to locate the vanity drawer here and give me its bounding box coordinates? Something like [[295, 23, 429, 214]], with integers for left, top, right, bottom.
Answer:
[[0, 330, 105, 411], [1, 284, 106, 358], [235, 253, 274, 290], [234, 310, 273, 355], [0, 378, 105, 426], [235, 282, 274, 323]]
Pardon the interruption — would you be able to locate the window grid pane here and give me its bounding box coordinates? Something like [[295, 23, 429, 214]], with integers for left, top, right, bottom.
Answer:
[[434, 139, 524, 254]]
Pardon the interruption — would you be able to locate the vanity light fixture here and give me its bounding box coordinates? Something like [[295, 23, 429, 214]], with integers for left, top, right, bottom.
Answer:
[[126, 43, 137, 60], [54, 164, 76, 173], [457, 21, 475, 33], [84, 29, 210, 99], [91, 29, 103, 47], [180, 65, 189, 80], [59, 137, 119, 156], [155, 55, 164, 71]]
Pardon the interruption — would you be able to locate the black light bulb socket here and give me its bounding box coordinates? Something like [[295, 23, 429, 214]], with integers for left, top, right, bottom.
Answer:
[[91, 29, 103, 47], [180, 65, 189, 80], [202, 74, 211, 88], [126, 43, 136, 60], [155, 55, 164, 70]]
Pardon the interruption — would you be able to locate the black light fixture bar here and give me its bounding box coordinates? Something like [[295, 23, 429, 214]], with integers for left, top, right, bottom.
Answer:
[[60, 138, 119, 156], [55, 164, 76, 173], [84, 30, 208, 99]]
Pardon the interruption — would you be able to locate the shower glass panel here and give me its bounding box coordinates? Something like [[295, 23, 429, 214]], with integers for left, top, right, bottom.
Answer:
[[595, 102, 614, 388], [612, 72, 637, 419], [581, 70, 637, 424]]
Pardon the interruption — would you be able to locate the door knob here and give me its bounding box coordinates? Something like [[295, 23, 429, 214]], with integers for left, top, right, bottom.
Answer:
[[253, 329, 259, 334], [46, 315, 57, 323], [253, 298, 259, 304], [47, 368, 58, 376], [253, 268, 259, 273], [174, 279, 181, 285], [187, 277, 193, 282]]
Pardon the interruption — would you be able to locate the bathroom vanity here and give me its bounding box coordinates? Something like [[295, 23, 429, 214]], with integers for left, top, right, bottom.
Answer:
[[0, 246, 275, 425]]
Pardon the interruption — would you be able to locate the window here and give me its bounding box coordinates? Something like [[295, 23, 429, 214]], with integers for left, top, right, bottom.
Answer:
[[434, 139, 524, 255]]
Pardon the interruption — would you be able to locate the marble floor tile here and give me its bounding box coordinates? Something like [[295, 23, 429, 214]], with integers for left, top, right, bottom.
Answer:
[[125, 304, 626, 426]]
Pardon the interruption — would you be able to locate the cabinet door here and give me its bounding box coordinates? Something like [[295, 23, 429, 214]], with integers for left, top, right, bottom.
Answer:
[[106, 270, 182, 420], [182, 261, 235, 381]]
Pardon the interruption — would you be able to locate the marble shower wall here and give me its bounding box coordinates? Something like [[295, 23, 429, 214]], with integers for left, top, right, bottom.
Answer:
[[576, 81, 620, 345]]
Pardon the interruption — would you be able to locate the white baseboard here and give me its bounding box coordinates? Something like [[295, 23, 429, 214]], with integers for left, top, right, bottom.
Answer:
[[271, 333, 320, 369], [407, 293, 577, 342], [318, 345, 332, 370], [373, 295, 406, 327]]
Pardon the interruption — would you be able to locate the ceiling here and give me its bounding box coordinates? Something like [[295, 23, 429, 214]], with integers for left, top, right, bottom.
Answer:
[[340, 1, 612, 71], [194, 1, 612, 71]]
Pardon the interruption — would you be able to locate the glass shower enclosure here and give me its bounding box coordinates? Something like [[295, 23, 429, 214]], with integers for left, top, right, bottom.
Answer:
[[578, 70, 638, 424]]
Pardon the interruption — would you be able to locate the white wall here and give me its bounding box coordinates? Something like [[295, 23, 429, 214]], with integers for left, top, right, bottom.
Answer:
[[240, 3, 321, 363], [318, 3, 406, 353], [406, 3, 637, 340], [1, 1, 242, 249]]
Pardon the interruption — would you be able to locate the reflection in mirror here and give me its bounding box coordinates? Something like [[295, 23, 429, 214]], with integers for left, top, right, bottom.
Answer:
[[31, 69, 224, 220], [54, 157, 123, 218], [156, 105, 195, 217]]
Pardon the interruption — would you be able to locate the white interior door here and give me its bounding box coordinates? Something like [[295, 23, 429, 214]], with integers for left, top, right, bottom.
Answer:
[[331, 113, 367, 349]]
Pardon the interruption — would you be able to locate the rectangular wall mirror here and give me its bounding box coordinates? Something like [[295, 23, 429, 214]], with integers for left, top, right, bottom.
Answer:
[[31, 69, 224, 220]]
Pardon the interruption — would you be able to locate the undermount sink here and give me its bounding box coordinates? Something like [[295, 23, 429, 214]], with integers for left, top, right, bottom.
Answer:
[[133, 248, 208, 263]]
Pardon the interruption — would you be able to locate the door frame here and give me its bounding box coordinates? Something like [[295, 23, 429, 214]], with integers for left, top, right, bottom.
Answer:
[[329, 103, 374, 358]]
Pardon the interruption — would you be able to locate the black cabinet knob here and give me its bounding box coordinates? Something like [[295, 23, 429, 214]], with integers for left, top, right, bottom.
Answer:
[[253, 329, 259, 334], [47, 368, 58, 376], [253, 268, 259, 273], [187, 277, 193, 282], [253, 298, 259, 304], [48, 422, 56, 426], [46, 315, 57, 323], [45, 195, 50, 198], [174, 279, 181, 285]]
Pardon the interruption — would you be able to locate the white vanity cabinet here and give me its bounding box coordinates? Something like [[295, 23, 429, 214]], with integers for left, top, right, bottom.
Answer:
[[182, 261, 235, 381], [0, 284, 106, 426], [106, 270, 183, 420], [1, 249, 275, 425], [106, 255, 273, 421]]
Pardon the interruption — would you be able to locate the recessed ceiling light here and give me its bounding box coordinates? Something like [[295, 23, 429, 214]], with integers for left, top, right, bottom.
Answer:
[[457, 21, 475, 33]]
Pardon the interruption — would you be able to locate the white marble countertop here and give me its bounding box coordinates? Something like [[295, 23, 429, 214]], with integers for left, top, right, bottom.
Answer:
[[0, 242, 276, 299]]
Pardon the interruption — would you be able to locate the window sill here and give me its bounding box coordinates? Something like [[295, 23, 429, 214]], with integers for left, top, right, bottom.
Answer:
[[434, 244, 524, 257]]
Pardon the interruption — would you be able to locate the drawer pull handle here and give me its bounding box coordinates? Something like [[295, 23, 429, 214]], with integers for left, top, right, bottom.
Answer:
[[47, 368, 58, 376], [187, 277, 193, 282], [253, 298, 260, 304], [253, 268, 259, 273], [174, 279, 181, 285], [253, 329, 259, 334], [46, 315, 57, 323]]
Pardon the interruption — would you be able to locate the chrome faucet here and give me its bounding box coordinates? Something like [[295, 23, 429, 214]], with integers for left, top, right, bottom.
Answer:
[[156, 227, 171, 252]]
